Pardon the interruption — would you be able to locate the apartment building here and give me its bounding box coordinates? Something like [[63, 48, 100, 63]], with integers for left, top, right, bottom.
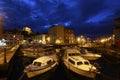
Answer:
[[48, 25, 75, 44]]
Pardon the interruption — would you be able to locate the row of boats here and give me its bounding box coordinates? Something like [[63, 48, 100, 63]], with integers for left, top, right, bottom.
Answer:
[[22, 44, 102, 79]]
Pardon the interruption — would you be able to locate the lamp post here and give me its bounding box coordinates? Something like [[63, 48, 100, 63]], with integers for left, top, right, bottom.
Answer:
[[13, 35, 16, 46]]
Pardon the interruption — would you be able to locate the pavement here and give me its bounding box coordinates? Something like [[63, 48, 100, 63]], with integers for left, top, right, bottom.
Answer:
[[0, 45, 19, 64], [0, 45, 20, 79]]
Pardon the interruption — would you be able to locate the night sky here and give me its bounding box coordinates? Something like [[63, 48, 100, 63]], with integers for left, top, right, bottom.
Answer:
[[0, 0, 120, 37]]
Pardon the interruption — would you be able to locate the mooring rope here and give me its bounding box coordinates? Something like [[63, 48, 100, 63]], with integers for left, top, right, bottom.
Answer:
[[18, 72, 26, 80]]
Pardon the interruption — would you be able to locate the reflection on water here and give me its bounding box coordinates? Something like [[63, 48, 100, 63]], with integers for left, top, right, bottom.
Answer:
[[95, 56, 120, 80]]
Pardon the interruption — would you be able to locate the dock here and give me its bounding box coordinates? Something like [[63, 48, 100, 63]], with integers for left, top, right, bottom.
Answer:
[[0, 45, 20, 79]]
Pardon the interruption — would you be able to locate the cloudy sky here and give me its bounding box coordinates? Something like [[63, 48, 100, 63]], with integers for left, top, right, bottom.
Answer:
[[0, 0, 120, 38]]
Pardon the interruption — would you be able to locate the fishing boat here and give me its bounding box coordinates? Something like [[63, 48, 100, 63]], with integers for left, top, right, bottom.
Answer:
[[24, 56, 58, 78], [62, 48, 100, 78]]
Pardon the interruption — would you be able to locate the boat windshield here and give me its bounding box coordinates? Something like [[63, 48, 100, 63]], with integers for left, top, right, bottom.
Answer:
[[47, 60, 52, 65], [69, 53, 80, 56], [68, 59, 75, 65], [77, 61, 83, 65], [33, 62, 41, 66], [84, 61, 89, 65]]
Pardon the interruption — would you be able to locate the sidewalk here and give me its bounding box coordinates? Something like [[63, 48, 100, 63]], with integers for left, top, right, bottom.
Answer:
[[0, 45, 20, 79], [0, 45, 19, 64]]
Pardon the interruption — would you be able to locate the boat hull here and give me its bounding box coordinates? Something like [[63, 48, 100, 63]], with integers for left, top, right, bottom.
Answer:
[[24, 62, 58, 78], [81, 55, 101, 60], [63, 60, 96, 78]]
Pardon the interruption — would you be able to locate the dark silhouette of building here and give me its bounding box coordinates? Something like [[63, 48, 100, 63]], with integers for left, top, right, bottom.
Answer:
[[113, 18, 120, 46]]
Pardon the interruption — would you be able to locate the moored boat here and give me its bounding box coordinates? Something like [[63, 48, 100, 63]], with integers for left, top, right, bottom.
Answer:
[[62, 48, 100, 78], [24, 56, 58, 78], [80, 48, 102, 60]]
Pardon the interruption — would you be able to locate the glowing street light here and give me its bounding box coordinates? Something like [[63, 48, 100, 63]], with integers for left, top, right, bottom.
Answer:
[[56, 39, 60, 44], [77, 37, 80, 43], [100, 39, 106, 43], [47, 37, 50, 43]]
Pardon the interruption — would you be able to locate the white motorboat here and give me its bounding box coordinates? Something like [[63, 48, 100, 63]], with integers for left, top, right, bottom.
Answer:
[[24, 56, 58, 78], [21, 46, 50, 58], [63, 48, 100, 78], [80, 48, 102, 60]]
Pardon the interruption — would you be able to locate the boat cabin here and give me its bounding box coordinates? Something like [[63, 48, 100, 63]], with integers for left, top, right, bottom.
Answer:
[[67, 56, 90, 67], [32, 56, 54, 67], [64, 49, 80, 58]]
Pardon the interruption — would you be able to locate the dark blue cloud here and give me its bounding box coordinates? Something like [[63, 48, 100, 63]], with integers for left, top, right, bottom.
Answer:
[[86, 10, 114, 23], [0, 0, 120, 37]]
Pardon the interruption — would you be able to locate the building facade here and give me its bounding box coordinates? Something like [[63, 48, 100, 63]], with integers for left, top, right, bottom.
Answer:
[[64, 27, 75, 44], [113, 18, 120, 46], [48, 25, 75, 44], [33, 34, 48, 44], [22, 26, 33, 35], [3, 30, 24, 45], [48, 25, 64, 44]]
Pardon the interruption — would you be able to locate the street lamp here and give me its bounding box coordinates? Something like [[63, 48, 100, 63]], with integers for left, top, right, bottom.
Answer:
[[47, 37, 50, 44], [56, 39, 60, 44], [77, 37, 80, 43], [77, 35, 86, 47]]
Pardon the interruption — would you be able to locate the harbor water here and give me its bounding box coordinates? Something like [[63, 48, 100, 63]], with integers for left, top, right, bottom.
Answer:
[[8, 49, 120, 80]]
